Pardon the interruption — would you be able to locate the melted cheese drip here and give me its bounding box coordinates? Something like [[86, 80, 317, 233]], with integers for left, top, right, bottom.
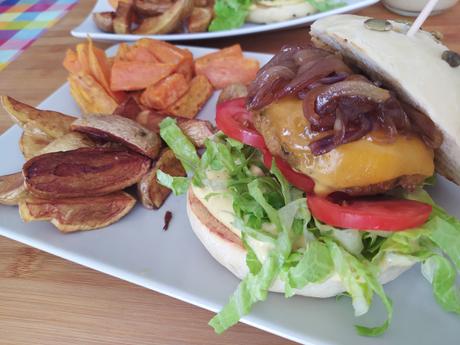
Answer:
[[262, 97, 435, 195]]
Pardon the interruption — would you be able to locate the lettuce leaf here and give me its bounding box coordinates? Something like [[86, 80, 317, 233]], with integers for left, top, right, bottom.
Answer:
[[156, 170, 190, 196], [307, 0, 346, 12], [209, 0, 251, 32]]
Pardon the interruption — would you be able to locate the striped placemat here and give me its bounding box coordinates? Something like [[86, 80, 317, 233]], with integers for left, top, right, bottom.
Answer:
[[0, 0, 78, 71]]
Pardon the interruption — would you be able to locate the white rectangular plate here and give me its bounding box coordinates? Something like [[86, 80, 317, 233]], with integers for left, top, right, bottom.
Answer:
[[71, 0, 379, 41], [1, 45, 459, 345]]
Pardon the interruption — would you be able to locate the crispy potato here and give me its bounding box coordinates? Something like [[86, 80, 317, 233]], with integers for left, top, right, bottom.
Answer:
[[19, 192, 136, 232], [113, 0, 133, 34], [134, 0, 193, 34], [165, 75, 213, 118], [193, 0, 209, 6], [23, 148, 151, 199], [133, 0, 173, 16], [1, 96, 75, 139], [68, 73, 119, 114], [93, 12, 115, 32], [186, 7, 213, 33], [113, 95, 142, 120], [138, 149, 186, 209], [71, 114, 161, 159], [38, 132, 96, 155], [140, 73, 189, 110], [20, 132, 53, 160], [177, 119, 215, 148], [217, 83, 248, 104], [0, 172, 27, 206]]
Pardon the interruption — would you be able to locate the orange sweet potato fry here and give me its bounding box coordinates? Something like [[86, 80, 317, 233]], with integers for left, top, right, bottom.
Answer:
[[63, 49, 81, 74], [140, 73, 189, 110], [166, 74, 213, 118], [111, 60, 176, 91], [194, 44, 243, 71], [69, 73, 118, 114], [195, 57, 259, 89], [115, 42, 131, 62], [87, 39, 125, 103], [76, 43, 91, 75], [126, 45, 159, 63]]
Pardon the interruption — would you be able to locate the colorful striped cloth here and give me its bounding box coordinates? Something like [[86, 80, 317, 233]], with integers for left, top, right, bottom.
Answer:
[[0, 0, 78, 71]]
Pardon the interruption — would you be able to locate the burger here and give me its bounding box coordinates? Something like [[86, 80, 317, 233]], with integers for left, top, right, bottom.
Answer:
[[158, 15, 460, 336]]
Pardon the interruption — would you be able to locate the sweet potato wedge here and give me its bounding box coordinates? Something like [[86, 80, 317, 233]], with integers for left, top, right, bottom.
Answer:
[[1, 96, 75, 139], [68, 73, 119, 114], [133, 0, 173, 16], [138, 149, 186, 209], [140, 73, 189, 110], [63, 49, 81, 74], [165, 74, 213, 118], [195, 56, 259, 89], [217, 83, 248, 104], [113, 0, 133, 34], [71, 114, 161, 158], [113, 95, 142, 120], [76, 43, 91, 75], [23, 147, 151, 199], [0, 172, 27, 206], [110, 60, 176, 91], [186, 7, 213, 33], [39, 132, 96, 155], [93, 11, 115, 32], [19, 192, 136, 232], [194, 44, 242, 69], [134, 0, 193, 34]]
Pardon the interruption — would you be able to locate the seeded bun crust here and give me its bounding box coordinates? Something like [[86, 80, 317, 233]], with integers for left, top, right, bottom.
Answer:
[[310, 14, 460, 185], [187, 187, 415, 298]]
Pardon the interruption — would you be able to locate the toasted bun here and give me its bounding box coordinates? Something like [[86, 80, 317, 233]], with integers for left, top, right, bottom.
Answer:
[[246, 1, 315, 24], [187, 186, 415, 298], [310, 14, 460, 185]]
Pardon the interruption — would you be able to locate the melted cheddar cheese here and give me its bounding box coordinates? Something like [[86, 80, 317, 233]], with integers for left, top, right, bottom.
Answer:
[[260, 97, 435, 195]]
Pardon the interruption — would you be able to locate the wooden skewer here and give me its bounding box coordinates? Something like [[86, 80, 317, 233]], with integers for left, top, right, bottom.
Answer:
[[407, 0, 441, 37]]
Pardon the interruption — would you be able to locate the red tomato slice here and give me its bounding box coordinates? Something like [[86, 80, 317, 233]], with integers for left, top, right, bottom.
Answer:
[[307, 194, 432, 231], [215, 97, 266, 150], [262, 149, 315, 193]]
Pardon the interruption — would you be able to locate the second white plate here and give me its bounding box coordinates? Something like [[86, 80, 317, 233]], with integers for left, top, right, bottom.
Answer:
[[71, 0, 379, 41]]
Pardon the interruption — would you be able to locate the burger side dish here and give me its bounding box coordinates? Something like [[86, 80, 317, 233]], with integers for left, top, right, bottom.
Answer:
[[155, 15, 460, 335], [93, 0, 344, 34]]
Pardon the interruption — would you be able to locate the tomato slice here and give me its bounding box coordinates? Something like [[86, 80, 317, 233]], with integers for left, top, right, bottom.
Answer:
[[307, 194, 432, 231], [262, 149, 315, 193], [216, 97, 266, 150]]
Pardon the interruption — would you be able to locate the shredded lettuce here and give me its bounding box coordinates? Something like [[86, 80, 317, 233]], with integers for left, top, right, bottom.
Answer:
[[158, 123, 460, 336], [209, 0, 251, 32]]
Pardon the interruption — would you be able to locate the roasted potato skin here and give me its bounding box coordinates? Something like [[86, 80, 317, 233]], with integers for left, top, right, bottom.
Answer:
[[186, 7, 213, 33], [217, 83, 248, 104], [19, 131, 53, 160], [113, 0, 133, 34], [133, 0, 173, 16], [19, 192, 136, 232], [134, 0, 193, 35], [138, 148, 186, 209], [93, 12, 116, 32], [23, 147, 151, 199]]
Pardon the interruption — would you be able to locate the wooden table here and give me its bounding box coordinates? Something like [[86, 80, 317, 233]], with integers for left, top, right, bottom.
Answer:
[[0, 1, 459, 344]]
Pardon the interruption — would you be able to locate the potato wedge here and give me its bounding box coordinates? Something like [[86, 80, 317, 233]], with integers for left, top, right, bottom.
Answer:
[[71, 114, 161, 159], [217, 83, 248, 104], [135, 110, 214, 147], [19, 192, 136, 232], [38, 132, 96, 155], [113, 95, 142, 120], [186, 7, 213, 33], [165, 75, 213, 119], [1, 96, 75, 139], [113, 0, 133, 34], [23, 148, 151, 199], [0, 172, 27, 206], [93, 12, 115, 32], [138, 149, 186, 209], [134, 0, 193, 34], [20, 132, 53, 160], [177, 119, 215, 148], [133, 0, 173, 16]]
